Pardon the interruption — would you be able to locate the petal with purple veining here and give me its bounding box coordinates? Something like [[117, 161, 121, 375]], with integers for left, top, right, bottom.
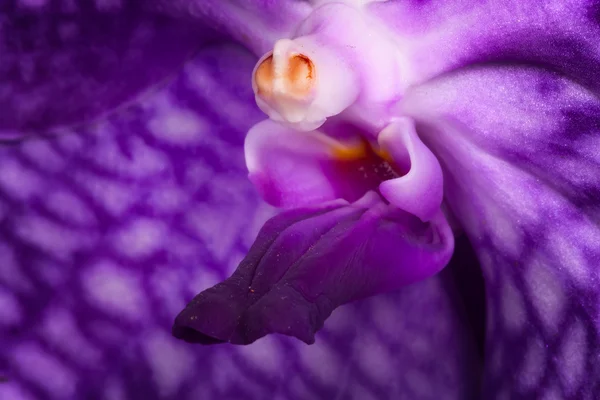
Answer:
[[369, 0, 600, 90], [403, 64, 600, 397]]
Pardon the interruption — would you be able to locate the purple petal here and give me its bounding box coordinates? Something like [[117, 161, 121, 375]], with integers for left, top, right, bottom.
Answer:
[[370, 0, 600, 89], [403, 65, 600, 397], [0, 31, 480, 400], [0, 42, 265, 400], [173, 192, 454, 345], [0, 2, 214, 137], [246, 117, 445, 221]]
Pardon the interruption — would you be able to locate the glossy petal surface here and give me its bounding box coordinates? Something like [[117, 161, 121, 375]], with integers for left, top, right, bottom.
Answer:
[[378, 118, 444, 221]]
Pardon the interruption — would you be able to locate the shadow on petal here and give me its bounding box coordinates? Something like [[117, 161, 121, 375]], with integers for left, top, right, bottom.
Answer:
[[173, 192, 454, 345]]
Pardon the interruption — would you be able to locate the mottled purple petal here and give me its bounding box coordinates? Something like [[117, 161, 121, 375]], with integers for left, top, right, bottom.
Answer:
[[370, 0, 600, 90], [0, 0, 211, 137], [173, 192, 454, 345], [0, 31, 480, 400], [0, 42, 266, 400], [403, 65, 600, 397]]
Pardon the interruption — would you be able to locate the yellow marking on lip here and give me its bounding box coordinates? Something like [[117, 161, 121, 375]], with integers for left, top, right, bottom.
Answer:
[[332, 142, 369, 161], [332, 141, 394, 163], [374, 147, 393, 163], [306, 131, 393, 163]]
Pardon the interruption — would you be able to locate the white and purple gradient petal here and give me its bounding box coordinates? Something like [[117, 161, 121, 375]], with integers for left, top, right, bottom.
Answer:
[[246, 116, 444, 222], [369, 0, 600, 90], [245, 120, 397, 208], [378, 118, 444, 221]]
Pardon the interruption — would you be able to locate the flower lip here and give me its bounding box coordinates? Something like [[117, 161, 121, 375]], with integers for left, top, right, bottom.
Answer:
[[172, 193, 454, 345], [245, 117, 444, 221]]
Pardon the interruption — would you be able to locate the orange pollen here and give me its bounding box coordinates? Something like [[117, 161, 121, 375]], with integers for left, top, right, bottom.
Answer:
[[255, 55, 274, 96], [287, 55, 315, 96], [254, 54, 315, 98]]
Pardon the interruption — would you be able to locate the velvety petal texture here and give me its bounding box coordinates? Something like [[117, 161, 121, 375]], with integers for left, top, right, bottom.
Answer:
[[365, 1, 600, 396], [369, 0, 600, 90], [0, 42, 266, 400], [403, 64, 600, 397], [173, 192, 454, 345], [0, 0, 210, 136]]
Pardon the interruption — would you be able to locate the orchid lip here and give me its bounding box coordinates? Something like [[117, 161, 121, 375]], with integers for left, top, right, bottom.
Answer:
[[245, 114, 444, 224], [172, 192, 454, 345]]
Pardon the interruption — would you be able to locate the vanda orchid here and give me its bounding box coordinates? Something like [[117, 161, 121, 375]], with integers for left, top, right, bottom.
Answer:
[[1, 0, 599, 399]]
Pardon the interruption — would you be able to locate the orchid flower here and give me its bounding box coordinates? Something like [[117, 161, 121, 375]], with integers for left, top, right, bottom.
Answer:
[[0, 0, 599, 399]]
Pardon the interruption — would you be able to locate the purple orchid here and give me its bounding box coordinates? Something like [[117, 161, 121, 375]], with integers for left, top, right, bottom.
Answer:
[[1, 0, 599, 399]]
